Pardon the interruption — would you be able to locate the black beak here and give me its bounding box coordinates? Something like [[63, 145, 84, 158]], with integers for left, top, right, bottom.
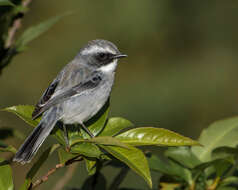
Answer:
[[113, 54, 127, 59]]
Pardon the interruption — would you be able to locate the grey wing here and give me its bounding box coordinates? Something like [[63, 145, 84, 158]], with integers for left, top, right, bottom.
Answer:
[[32, 62, 85, 120], [32, 72, 102, 119], [32, 77, 60, 119]]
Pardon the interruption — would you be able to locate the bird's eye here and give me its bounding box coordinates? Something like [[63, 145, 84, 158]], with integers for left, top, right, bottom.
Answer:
[[92, 75, 101, 82], [97, 53, 110, 61]]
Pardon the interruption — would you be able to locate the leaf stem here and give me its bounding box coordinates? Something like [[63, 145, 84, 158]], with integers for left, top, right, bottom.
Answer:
[[206, 177, 220, 190], [189, 181, 195, 190]]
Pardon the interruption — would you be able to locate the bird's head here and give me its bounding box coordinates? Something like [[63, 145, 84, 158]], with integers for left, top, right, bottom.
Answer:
[[79, 39, 127, 73]]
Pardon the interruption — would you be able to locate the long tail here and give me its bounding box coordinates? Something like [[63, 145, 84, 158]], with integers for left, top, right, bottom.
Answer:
[[13, 110, 58, 164]]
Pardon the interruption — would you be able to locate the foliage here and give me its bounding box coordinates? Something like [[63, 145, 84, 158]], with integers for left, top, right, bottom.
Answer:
[[2, 104, 238, 190], [1, 105, 198, 189], [148, 117, 238, 190], [0, 0, 68, 74], [0, 158, 13, 190]]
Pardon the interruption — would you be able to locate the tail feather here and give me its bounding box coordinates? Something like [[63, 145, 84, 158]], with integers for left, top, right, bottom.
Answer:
[[13, 119, 57, 164]]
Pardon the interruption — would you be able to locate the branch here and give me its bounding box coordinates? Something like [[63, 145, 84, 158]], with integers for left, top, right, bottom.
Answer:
[[31, 156, 83, 189], [31, 163, 64, 189], [52, 162, 79, 190], [4, 0, 32, 49], [0, 0, 33, 74]]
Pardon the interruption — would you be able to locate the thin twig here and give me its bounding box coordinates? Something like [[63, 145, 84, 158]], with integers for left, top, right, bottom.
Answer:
[[52, 162, 79, 190], [32, 163, 65, 189], [5, 19, 22, 48], [31, 156, 82, 189], [0, 0, 33, 74], [4, 0, 32, 48]]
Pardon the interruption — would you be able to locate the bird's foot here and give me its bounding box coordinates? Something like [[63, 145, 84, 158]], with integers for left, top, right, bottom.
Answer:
[[81, 123, 94, 138], [66, 146, 71, 152]]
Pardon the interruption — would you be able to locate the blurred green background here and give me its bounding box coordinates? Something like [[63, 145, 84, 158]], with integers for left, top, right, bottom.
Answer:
[[1, 0, 238, 189]]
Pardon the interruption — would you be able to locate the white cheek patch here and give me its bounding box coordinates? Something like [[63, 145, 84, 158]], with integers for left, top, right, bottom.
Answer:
[[81, 46, 115, 55], [98, 60, 117, 73]]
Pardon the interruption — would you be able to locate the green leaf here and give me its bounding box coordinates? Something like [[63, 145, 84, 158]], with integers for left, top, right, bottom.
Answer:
[[160, 183, 181, 190], [0, 128, 25, 140], [192, 117, 238, 162], [0, 141, 6, 148], [89, 136, 129, 148], [99, 117, 133, 136], [84, 158, 97, 175], [148, 155, 193, 185], [165, 147, 201, 169], [20, 145, 58, 190], [116, 127, 199, 146], [57, 147, 76, 164], [100, 144, 152, 188], [53, 127, 67, 146], [213, 159, 232, 177], [53, 124, 83, 147], [217, 187, 236, 190], [87, 107, 109, 136], [0, 128, 14, 140], [71, 136, 129, 149], [52, 123, 82, 147], [0, 128, 25, 142], [0, 0, 14, 6], [149, 154, 173, 174], [0, 158, 13, 190], [1, 105, 40, 127], [212, 146, 238, 161], [194, 158, 232, 177], [220, 176, 238, 186], [70, 142, 102, 158], [16, 12, 71, 51], [0, 145, 16, 154], [118, 189, 144, 190], [194, 160, 216, 172]]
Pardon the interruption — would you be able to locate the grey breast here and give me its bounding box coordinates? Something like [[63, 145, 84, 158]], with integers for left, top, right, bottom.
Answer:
[[61, 73, 114, 124], [54, 60, 115, 125]]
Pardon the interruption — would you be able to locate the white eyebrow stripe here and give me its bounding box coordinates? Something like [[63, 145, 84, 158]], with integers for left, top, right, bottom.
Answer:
[[81, 46, 116, 55]]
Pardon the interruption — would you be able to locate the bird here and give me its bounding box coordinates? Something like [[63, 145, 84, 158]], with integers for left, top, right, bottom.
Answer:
[[13, 39, 127, 164]]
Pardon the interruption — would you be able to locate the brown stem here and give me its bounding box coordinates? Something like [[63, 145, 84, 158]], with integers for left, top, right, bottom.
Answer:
[[31, 156, 82, 189], [189, 182, 195, 190], [0, 0, 33, 74], [31, 163, 65, 189], [4, 0, 32, 49], [52, 162, 79, 190], [206, 177, 220, 190]]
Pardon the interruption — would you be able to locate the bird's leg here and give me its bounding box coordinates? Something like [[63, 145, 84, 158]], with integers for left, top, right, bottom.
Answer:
[[63, 124, 70, 151], [75, 123, 80, 135], [81, 122, 94, 138]]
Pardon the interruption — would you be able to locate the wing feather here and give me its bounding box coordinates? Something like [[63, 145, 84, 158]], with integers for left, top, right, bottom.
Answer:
[[32, 78, 59, 119], [32, 72, 102, 119]]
